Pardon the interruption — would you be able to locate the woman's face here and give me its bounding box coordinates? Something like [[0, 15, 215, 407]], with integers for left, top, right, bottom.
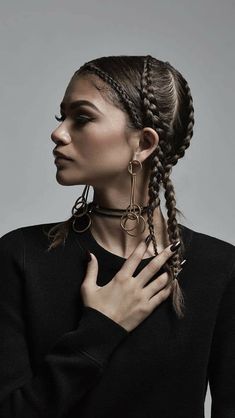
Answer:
[[51, 74, 138, 187]]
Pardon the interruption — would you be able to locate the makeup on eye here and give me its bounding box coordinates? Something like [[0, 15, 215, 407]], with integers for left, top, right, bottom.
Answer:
[[54, 113, 92, 124]]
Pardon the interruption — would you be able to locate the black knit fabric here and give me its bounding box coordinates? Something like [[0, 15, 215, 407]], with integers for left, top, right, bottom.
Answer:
[[0, 218, 234, 418]]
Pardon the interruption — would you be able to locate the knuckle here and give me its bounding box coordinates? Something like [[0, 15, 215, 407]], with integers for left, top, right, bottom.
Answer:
[[164, 284, 172, 296], [131, 250, 143, 263], [158, 246, 173, 263], [80, 281, 87, 289], [158, 291, 166, 303], [139, 303, 149, 315], [80, 284, 88, 295], [151, 249, 171, 270], [160, 286, 171, 301], [160, 247, 174, 260], [158, 272, 169, 286], [115, 272, 126, 282], [147, 258, 160, 274], [164, 247, 174, 260], [133, 288, 143, 302]]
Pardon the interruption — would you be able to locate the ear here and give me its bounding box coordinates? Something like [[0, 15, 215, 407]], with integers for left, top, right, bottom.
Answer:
[[134, 127, 159, 162]]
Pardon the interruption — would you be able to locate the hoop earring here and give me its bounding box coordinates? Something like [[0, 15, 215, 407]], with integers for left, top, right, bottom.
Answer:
[[72, 185, 92, 233], [120, 159, 146, 237]]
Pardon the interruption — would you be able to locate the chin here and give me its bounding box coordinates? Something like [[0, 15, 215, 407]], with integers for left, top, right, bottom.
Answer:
[[55, 172, 84, 186]]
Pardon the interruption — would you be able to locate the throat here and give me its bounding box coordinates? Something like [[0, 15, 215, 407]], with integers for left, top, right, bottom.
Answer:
[[89, 208, 170, 258]]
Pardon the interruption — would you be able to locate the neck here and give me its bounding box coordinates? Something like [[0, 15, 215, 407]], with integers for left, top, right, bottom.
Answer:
[[89, 189, 170, 259]]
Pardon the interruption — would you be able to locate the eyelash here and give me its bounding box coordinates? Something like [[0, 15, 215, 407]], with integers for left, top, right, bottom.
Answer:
[[54, 114, 90, 125]]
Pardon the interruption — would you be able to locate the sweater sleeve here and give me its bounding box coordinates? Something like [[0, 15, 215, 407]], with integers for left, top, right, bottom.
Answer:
[[0, 228, 129, 418], [208, 257, 235, 418]]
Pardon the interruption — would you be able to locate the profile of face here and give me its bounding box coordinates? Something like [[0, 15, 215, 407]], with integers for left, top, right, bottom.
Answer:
[[51, 74, 142, 188]]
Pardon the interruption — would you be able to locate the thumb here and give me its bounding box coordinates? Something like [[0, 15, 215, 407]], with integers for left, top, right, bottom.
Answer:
[[84, 252, 99, 288]]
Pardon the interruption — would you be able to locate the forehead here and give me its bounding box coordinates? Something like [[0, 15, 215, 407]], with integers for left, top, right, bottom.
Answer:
[[62, 74, 112, 110]]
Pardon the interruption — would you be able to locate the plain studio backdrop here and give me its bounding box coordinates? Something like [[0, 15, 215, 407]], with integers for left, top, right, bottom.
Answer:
[[0, 0, 234, 416]]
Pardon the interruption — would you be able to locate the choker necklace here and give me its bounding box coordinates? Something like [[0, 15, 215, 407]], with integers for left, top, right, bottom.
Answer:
[[87, 201, 150, 218]]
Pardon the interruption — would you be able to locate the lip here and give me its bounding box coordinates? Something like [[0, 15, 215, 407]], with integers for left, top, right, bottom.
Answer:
[[53, 150, 73, 160], [54, 157, 72, 164]]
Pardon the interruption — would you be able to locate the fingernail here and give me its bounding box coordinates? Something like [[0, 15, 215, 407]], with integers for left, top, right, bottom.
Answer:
[[180, 258, 187, 267], [86, 250, 92, 262], [170, 240, 181, 252], [145, 235, 151, 245]]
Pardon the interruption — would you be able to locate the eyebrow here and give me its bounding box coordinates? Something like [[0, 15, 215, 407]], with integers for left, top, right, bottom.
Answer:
[[60, 100, 103, 114]]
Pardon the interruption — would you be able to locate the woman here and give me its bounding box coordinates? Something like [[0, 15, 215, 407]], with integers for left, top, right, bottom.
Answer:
[[0, 55, 234, 418]]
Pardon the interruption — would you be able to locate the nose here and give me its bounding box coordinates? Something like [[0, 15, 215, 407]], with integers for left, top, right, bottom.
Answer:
[[51, 125, 71, 145]]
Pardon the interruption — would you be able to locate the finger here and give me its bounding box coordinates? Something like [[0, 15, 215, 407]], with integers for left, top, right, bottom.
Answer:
[[119, 236, 152, 278], [143, 272, 170, 300], [82, 253, 99, 289], [148, 282, 172, 311], [136, 241, 180, 287]]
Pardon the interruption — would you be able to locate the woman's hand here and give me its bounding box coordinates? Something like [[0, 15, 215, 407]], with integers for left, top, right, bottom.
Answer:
[[80, 238, 179, 332]]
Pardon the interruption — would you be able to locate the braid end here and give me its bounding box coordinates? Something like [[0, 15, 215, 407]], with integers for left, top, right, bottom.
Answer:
[[171, 278, 185, 319]]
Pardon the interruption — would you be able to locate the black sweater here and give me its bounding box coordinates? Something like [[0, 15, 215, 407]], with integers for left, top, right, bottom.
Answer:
[[0, 218, 235, 418]]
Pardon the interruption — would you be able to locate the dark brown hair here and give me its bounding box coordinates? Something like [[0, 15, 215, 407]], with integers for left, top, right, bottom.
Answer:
[[46, 55, 194, 318]]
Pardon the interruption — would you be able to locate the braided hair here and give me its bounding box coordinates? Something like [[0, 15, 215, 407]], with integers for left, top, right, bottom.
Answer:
[[46, 55, 195, 318]]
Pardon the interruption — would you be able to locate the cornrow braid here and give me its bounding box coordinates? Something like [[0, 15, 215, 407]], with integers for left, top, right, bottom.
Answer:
[[141, 55, 186, 317], [75, 63, 143, 129], [161, 63, 195, 316], [161, 61, 194, 261], [141, 55, 165, 259], [164, 62, 195, 166]]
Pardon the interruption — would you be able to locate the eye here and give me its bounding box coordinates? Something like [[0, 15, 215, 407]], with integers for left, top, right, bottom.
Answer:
[[54, 114, 91, 125]]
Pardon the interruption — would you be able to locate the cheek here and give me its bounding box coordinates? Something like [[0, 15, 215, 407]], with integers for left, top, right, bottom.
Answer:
[[77, 125, 130, 167]]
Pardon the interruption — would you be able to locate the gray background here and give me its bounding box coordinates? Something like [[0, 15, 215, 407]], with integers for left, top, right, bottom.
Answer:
[[1, 0, 234, 415]]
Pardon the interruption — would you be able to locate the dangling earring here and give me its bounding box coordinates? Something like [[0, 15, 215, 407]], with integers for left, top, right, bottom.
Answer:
[[72, 184, 92, 233], [120, 159, 146, 237]]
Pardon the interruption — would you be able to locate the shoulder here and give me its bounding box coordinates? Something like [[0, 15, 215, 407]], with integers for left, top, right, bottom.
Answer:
[[180, 223, 235, 278], [0, 221, 64, 253], [189, 224, 234, 258], [1, 222, 57, 240]]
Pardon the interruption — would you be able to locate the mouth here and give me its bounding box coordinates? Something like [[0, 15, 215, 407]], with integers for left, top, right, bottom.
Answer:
[[54, 157, 73, 165]]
